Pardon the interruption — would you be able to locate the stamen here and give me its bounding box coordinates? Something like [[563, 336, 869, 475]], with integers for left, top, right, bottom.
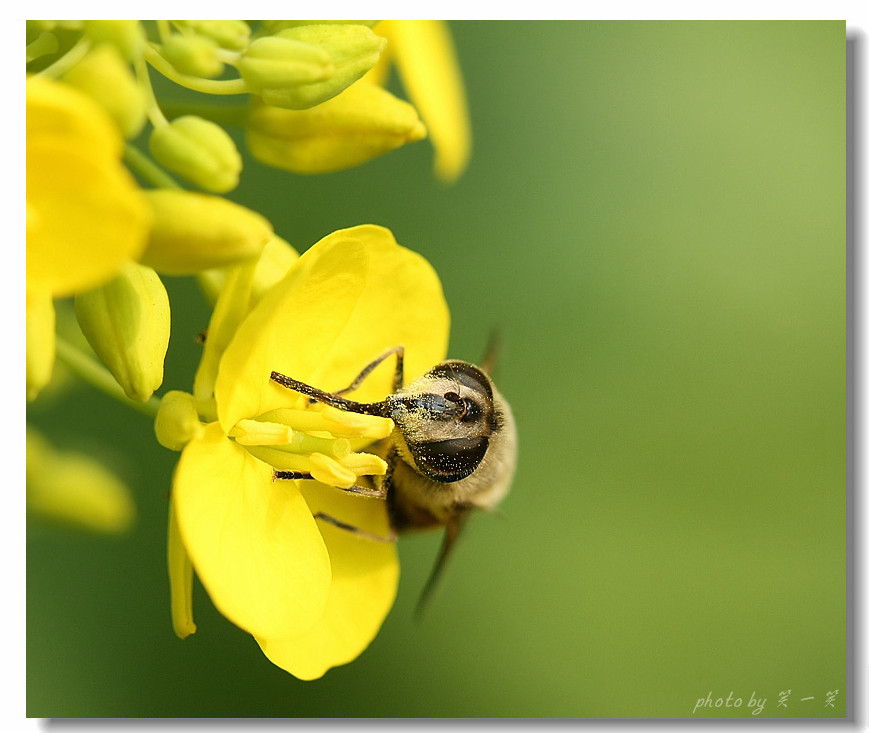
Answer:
[[309, 453, 357, 488], [229, 419, 292, 446], [243, 445, 319, 474], [240, 395, 395, 493], [268, 433, 351, 459], [339, 452, 388, 477]]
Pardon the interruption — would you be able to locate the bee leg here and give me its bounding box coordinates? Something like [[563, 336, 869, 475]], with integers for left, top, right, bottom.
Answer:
[[313, 512, 397, 543], [272, 470, 313, 481], [340, 483, 387, 499], [332, 345, 405, 395], [273, 471, 388, 499]]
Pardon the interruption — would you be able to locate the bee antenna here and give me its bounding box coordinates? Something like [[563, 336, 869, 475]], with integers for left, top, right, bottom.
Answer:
[[413, 508, 471, 621]]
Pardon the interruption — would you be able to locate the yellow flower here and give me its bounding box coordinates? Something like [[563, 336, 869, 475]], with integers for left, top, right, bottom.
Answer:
[[372, 21, 471, 183], [26, 75, 150, 299], [26, 75, 151, 398], [167, 224, 450, 679]]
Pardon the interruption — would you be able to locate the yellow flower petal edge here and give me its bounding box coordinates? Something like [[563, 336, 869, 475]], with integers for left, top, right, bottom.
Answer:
[[27, 143, 151, 298], [26, 76, 150, 297], [215, 224, 450, 435], [377, 20, 471, 183], [257, 481, 399, 680], [26, 74, 122, 157], [167, 498, 196, 638], [172, 422, 331, 640]]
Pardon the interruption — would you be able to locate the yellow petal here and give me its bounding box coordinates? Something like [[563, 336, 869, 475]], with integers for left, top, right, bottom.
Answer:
[[193, 258, 258, 403], [26, 76, 150, 296], [257, 480, 398, 680], [197, 234, 299, 309], [172, 422, 331, 640], [27, 74, 123, 158], [167, 498, 197, 638], [215, 224, 450, 434], [26, 140, 151, 297], [377, 20, 471, 182]]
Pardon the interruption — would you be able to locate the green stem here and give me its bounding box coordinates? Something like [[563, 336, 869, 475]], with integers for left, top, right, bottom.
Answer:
[[124, 144, 181, 189], [55, 337, 161, 419], [144, 44, 249, 95], [37, 35, 90, 78]]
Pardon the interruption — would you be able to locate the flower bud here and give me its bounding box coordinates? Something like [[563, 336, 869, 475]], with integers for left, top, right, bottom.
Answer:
[[155, 390, 205, 451], [237, 34, 333, 92], [61, 44, 147, 138], [182, 20, 251, 50], [26, 290, 55, 401], [246, 81, 426, 174], [141, 190, 273, 275], [260, 21, 379, 34], [257, 25, 386, 110], [83, 20, 142, 60], [160, 34, 224, 78], [27, 429, 135, 534], [149, 116, 242, 193], [74, 262, 171, 402]]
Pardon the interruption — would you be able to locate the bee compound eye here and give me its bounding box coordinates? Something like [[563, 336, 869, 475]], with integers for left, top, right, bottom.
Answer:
[[409, 436, 490, 482]]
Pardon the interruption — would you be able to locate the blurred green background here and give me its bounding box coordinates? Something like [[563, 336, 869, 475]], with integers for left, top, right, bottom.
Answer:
[[27, 21, 845, 718]]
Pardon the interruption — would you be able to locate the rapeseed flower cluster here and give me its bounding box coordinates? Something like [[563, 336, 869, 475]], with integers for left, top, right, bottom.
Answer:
[[26, 19, 469, 678]]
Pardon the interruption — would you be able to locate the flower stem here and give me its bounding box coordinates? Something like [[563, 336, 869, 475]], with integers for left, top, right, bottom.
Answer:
[[37, 35, 91, 78], [55, 336, 161, 418], [124, 144, 181, 189], [144, 44, 249, 95]]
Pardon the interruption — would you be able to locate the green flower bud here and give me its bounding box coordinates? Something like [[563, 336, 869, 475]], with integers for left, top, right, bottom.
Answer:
[[74, 262, 171, 402], [260, 20, 380, 34], [83, 20, 142, 61], [149, 116, 241, 193], [27, 429, 135, 534], [141, 190, 273, 275], [259, 24, 386, 110], [181, 20, 251, 50], [155, 390, 204, 451], [61, 44, 147, 139], [26, 290, 55, 401], [160, 34, 224, 78], [237, 34, 333, 93], [246, 81, 426, 174]]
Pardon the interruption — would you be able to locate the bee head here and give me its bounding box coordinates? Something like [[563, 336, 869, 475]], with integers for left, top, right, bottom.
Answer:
[[385, 360, 498, 483]]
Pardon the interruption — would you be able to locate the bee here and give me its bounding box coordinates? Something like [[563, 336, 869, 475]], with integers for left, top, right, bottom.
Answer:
[[270, 343, 517, 614]]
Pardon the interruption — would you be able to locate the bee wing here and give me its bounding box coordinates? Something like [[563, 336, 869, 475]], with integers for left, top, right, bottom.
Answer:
[[414, 507, 471, 620], [480, 329, 501, 377]]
